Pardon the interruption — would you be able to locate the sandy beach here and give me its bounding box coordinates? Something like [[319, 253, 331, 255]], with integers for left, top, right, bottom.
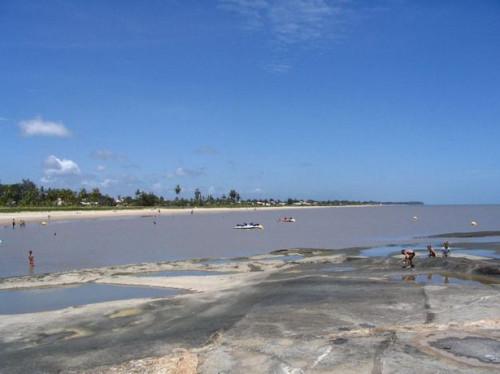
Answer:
[[0, 204, 374, 225]]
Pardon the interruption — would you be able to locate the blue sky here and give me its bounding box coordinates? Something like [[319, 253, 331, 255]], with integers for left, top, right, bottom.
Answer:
[[1, 0, 499, 203]]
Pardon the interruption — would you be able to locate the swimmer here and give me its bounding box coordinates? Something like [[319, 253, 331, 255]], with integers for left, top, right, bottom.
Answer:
[[12, 218, 16, 229]]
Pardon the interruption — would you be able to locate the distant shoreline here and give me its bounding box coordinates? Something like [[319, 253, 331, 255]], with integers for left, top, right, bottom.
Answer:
[[0, 204, 383, 225]]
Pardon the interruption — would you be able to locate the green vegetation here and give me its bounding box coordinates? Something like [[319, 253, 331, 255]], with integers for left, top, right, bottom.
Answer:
[[0, 180, 423, 212]]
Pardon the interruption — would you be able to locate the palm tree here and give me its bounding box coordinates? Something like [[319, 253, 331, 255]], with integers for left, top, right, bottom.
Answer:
[[175, 184, 181, 199], [229, 189, 238, 203], [194, 188, 201, 203]]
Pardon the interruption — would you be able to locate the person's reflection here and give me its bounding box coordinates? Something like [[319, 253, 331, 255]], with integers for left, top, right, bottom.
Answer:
[[402, 275, 416, 283]]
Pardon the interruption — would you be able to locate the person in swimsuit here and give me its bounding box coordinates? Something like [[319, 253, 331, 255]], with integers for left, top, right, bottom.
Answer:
[[401, 249, 416, 268], [442, 241, 450, 258], [28, 250, 35, 267], [427, 245, 436, 257]]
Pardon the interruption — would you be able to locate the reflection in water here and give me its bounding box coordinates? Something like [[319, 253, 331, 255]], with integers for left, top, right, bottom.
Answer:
[[396, 273, 485, 286], [402, 275, 416, 283]]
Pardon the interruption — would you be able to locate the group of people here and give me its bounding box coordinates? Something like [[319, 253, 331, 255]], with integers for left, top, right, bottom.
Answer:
[[401, 241, 451, 269], [426, 241, 451, 258]]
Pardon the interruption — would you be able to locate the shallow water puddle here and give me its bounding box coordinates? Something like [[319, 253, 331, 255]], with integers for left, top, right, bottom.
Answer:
[[361, 245, 500, 259], [452, 249, 500, 259], [137, 270, 232, 277], [390, 273, 491, 286], [0, 283, 179, 315], [323, 265, 355, 272], [200, 257, 242, 265], [361, 246, 412, 257], [445, 236, 500, 243], [257, 254, 304, 262]]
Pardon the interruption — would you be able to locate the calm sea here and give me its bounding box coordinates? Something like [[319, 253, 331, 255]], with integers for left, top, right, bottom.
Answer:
[[1, 205, 499, 278]]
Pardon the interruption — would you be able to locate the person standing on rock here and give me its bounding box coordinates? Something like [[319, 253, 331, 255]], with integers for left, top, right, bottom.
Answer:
[[442, 241, 450, 258], [427, 245, 436, 257], [401, 249, 415, 268]]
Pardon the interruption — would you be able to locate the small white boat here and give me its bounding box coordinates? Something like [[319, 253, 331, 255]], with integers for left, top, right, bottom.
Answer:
[[471, 220, 478, 226], [279, 217, 296, 223], [233, 223, 264, 230]]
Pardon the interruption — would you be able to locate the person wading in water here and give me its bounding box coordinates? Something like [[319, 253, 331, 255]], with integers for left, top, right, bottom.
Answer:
[[28, 250, 35, 267]]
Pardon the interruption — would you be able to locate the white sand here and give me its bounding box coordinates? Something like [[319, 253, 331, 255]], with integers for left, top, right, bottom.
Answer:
[[0, 204, 376, 225]]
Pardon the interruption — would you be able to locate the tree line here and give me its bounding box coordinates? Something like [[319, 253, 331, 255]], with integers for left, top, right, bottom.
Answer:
[[0, 180, 422, 208], [0, 180, 248, 208]]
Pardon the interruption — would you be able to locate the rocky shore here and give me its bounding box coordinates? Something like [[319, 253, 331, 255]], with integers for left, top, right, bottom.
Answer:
[[0, 242, 499, 373]]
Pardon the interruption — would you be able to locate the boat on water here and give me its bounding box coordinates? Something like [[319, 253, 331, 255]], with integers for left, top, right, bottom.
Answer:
[[233, 223, 264, 230], [279, 217, 296, 223]]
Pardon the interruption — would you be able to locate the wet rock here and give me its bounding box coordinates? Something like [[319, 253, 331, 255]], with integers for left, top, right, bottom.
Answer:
[[247, 264, 263, 272], [430, 336, 500, 364], [475, 265, 500, 276], [331, 338, 348, 345]]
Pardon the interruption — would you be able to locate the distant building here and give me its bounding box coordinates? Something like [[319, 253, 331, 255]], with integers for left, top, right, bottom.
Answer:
[[80, 200, 98, 206]]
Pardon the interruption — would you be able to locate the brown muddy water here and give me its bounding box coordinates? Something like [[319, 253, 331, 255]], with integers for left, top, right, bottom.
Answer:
[[1, 205, 499, 278]]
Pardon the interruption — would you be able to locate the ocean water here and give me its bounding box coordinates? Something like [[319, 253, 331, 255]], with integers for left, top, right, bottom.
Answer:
[[0, 205, 499, 278]]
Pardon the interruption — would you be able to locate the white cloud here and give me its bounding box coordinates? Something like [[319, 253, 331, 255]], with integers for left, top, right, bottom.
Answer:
[[175, 167, 187, 177], [96, 165, 106, 172], [80, 179, 97, 187], [44, 155, 81, 176], [264, 62, 292, 73], [152, 182, 162, 191], [19, 117, 70, 137], [168, 167, 206, 178], [219, 0, 339, 46], [100, 178, 117, 188]]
